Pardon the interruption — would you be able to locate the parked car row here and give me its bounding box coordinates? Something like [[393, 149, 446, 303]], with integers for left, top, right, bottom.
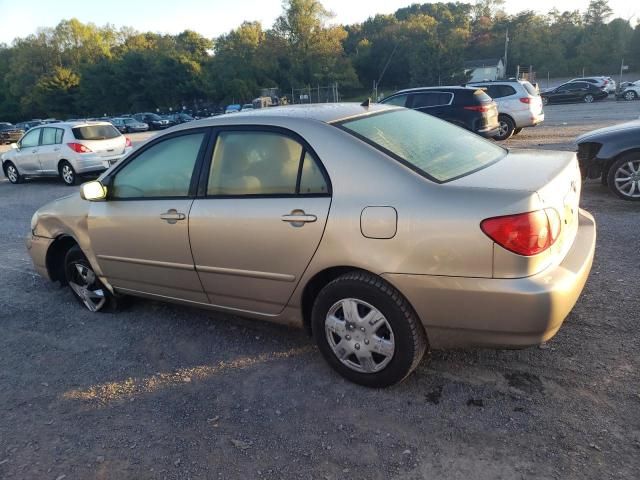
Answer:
[[380, 79, 544, 141]]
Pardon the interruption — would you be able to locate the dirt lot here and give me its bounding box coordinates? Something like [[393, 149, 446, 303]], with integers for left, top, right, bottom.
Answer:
[[1, 100, 639, 480]]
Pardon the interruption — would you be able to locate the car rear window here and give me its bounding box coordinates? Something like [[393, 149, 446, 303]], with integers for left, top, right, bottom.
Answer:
[[521, 81, 539, 96], [338, 109, 505, 183], [72, 124, 120, 140], [473, 89, 493, 103]]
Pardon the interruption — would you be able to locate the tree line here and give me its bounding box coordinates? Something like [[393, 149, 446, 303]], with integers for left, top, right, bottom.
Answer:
[[0, 0, 637, 121]]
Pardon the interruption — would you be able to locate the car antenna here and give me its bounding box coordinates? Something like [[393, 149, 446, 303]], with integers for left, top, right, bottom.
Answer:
[[361, 98, 372, 108]]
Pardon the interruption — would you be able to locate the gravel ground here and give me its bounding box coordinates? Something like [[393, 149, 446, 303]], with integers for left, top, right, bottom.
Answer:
[[1, 99, 639, 480]]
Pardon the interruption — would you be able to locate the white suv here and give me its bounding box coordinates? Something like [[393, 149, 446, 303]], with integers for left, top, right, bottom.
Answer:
[[467, 80, 544, 140], [569, 76, 616, 94], [2, 121, 132, 186], [617, 80, 640, 101]]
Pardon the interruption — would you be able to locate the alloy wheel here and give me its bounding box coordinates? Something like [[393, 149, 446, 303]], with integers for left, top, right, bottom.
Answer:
[[613, 159, 640, 199], [624, 91, 637, 101], [584, 94, 594, 103], [498, 121, 509, 138], [61, 164, 74, 184], [6, 164, 18, 183], [324, 298, 395, 373], [68, 262, 107, 312]]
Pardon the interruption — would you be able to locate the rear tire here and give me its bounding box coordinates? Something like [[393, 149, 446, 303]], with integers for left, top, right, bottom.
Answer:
[[513, 127, 523, 135], [493, 115, 515, 141], [584, 94, 595, 103], [607, 154, 640, 201], [542, 96, 549, 105], [312, 271, 428, 388], [3, 161, 23, 184], [59, 161, 77, 186]]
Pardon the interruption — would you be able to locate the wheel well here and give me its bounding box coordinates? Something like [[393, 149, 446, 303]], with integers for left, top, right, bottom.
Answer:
[[300, 266, 373, 335], [57, 159, 70, 172], [46, 235, 78, 284], [498, 113, 514, 124]]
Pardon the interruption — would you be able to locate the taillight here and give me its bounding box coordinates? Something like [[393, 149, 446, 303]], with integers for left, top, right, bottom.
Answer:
[[464, 105, 490, 112], [67, 142, 92, 153], [481, 209, 561, 256], [519, 97, 531, 104], [125, 137, 132, 148]]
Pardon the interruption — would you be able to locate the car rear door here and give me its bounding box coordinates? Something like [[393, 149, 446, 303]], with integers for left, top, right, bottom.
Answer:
[[409, 92, 454, 121], [87, 128, 210, 302], [188, 127, 331, 315], [37, 127, 64, 174]]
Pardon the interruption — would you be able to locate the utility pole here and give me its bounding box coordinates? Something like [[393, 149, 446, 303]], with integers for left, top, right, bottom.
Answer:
[[503, 28, 509, 79]]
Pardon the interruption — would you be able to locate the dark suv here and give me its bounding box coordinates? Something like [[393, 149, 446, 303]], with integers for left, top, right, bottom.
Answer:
[[380, 87, 499, 138], [541, 82, 607, 105], [132, 113, 171, 130]]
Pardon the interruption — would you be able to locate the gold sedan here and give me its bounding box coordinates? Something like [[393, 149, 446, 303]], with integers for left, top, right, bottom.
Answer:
[[25, 104, 596, 387]]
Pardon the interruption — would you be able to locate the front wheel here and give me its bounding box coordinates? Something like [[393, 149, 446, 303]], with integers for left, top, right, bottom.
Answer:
[[59, 161, 77, 186], [312, 271, 428, 388], [542, 96, 549, 105], [584, 94, 595, 103], [65, 245, 114, 312], [624, 91, 637, 101], [493, 115, 515, 141], [607, 154, 640, 201], [4, 161, 23, 184]]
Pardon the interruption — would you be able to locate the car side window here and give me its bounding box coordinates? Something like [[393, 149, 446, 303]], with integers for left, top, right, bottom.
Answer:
[[111, 132, 205, 199], [54, 129, 64, 144], [299, 151, 328, 194], [382, 94, 409, 107], [411, 92, 452, 108], [20, 128, 40, 148], [207, 131, 328, 196], [41, 127, 58, 146]]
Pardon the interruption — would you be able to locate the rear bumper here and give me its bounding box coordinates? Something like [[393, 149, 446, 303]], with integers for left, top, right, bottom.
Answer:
[[383, 209, 596, 349], [73, 152, 128, 174], [25, 234, 54, 281]]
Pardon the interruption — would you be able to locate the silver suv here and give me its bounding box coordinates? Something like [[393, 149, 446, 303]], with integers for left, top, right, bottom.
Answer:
[[467, 80, 545, 140]]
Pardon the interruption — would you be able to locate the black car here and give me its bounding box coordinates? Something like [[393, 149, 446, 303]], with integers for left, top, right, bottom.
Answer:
[[380, 87, 500, 138], [577, 120, 640, 201], [541, 82, 607, 105], [167, 112, 195, 124], [0, 123, 25, 144], [110, 117, 149, 133], [132, 113, 171, 130]]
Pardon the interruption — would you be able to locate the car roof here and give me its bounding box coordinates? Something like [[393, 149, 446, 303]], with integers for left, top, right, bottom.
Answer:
[[172, 103, 399, 128], [392, 86, 477, 95], [33, 121, 114, 128]]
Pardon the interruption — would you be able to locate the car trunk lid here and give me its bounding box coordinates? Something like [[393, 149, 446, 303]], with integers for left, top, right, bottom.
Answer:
[[451, 149, 582, 270]]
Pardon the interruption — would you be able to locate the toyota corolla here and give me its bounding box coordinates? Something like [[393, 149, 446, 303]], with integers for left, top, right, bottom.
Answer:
[[26, 103, 596, 387]]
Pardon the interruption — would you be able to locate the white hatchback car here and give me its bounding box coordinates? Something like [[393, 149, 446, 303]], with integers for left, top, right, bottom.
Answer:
[[467, 80, 545, 140], [2, 121, 132, 186]]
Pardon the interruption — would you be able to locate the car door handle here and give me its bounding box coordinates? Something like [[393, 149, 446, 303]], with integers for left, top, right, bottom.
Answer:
[[281, 211, 317, 226], [160, 209, 186, 224]]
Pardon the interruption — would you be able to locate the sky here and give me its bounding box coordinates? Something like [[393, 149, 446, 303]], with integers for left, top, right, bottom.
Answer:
[[0, 0, 637, 45]]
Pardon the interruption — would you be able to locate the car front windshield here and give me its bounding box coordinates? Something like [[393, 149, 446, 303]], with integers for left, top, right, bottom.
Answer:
[[338, 109, 506, 183]]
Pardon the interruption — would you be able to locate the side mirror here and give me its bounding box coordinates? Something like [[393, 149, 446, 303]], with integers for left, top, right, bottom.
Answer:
[[10, 143, 18, 150], [80, 181, 108, 201]]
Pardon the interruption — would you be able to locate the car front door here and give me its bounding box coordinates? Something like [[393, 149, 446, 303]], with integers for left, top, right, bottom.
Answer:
[[12, 128, 42, 174], [87, 129, 210, 302], [188, 128, 332, 315], [37, 127, 64, 174]]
